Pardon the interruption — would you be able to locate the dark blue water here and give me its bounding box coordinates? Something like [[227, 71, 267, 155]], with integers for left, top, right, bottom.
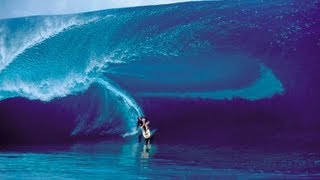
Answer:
[[0, 0, 320, 178]]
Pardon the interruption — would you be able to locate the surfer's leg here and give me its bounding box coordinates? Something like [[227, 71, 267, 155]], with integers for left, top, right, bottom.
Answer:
[[145, 138, 150, 146]]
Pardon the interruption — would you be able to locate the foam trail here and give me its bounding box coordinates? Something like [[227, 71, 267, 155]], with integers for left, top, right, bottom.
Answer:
[[96, 78, 143, 134]]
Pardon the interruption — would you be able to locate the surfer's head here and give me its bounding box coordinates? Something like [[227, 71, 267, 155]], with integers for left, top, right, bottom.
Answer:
[[141, 117, 147, 122], [138, 117, 146, 121]]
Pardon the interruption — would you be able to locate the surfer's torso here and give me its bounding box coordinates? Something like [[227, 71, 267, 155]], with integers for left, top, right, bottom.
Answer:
[[141, 127, 151, 139]]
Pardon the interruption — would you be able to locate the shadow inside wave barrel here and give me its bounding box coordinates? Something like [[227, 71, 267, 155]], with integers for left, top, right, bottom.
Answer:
[[139, 95, 320, 151], [0, 83, 128, 145], [0, 97, 74, 145]]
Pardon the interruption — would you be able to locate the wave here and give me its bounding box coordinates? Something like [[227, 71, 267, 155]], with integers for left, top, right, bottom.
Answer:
[[0, 15, 101, 72], [0, 0, 319, 143], [69, 78, 142, 136]]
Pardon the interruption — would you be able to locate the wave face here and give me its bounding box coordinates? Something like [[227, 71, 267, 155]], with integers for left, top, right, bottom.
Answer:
[[0, 1, 319, 144]]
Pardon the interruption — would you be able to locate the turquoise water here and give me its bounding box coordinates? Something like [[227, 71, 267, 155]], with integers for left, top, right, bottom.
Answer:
[[1, 141, 319, 179]]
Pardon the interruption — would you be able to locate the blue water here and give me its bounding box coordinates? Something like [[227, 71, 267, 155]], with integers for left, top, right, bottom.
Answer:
[[0, 0, 320, 178], [1, 141, 320, 179]]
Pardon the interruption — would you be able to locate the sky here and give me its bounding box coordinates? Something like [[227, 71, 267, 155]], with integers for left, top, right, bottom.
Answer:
[[0, 0, 196, 19]]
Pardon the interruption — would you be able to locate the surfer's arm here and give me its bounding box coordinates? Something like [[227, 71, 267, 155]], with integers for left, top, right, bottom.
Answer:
[[142, 121, 150, 129]]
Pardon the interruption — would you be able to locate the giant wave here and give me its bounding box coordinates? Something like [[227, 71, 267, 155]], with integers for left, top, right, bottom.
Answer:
[[0, 0, 319, 144]]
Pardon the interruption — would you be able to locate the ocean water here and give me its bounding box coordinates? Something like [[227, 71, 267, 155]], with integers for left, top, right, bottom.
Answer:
[[0, 0, 320, 178], [1, 141, 320, 179]]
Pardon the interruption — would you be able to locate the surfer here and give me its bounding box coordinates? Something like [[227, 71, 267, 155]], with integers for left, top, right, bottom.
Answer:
[[137, 117, 151, 146]]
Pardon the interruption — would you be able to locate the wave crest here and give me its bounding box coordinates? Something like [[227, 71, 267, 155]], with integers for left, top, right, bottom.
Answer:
[[0, 15, 100, 72]]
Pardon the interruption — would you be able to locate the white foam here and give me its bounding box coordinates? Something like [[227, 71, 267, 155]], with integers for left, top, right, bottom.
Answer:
[[85, 56, 125, 75], [0, 73, 92, 101], [97, 78, 143, 118], [122, 129, 139, 138], [0, 53, 129, 102]]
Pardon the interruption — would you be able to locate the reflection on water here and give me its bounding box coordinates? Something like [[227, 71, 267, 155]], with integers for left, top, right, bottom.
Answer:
[[0, 141, 319, 178], [141, 147, 149, 159]]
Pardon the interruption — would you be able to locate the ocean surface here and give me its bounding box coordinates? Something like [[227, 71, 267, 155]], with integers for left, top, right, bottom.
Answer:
[[1, 141, 320, 179], [0, 0, 319, 178]]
